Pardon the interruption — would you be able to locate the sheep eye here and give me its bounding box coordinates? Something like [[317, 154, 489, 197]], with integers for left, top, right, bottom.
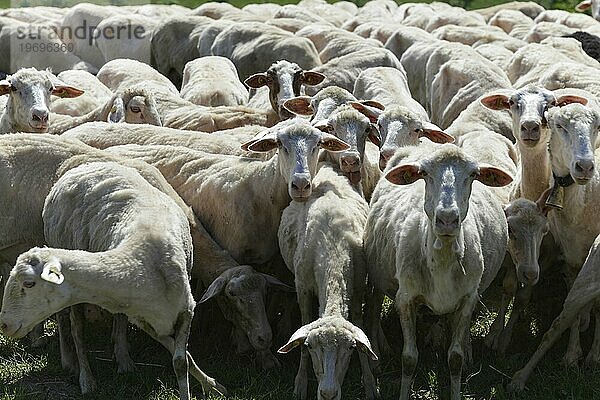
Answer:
[[10, 85, 16, 92], [509, 99, 515, 106], [130, 106, 141, 113], [22, 281, 35, 289]]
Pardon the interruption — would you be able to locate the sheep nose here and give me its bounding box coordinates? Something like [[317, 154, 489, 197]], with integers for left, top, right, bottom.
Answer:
[[520, 120, 540, 141], [319, 388, 337, 400], [520, 268, 539, 285], [340, 153, 360, 172], [435, 208, 460, 234], [379, 148, 395, 170], [291, 175, 311, 192], [575, 159, 594, 175], [31, 107, 49, 124]]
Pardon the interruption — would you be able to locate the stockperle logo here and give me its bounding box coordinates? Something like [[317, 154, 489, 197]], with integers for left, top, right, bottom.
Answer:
[[7, 0, 153, 73]]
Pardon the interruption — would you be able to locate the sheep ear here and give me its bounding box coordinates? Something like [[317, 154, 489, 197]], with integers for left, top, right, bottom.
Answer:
[[320, 133, 350, 152], [576, 0, 592, 11], [385, 163, 423, 185], [247, 132, 279, 152], [40, 258, 64, 285], [283, 96, 314, 116], [52, 85, 84, 98], [244, 73, 268, 89], [349, 101, 381, 123], [480, 94, 511, 110], [367, 124, 381, 146], [361, 100, 385, 111], [421, 122, 454, 144], [278, 325, 311, 353], [199, 275, 227, 303], [476, 165, 513, 187], [552, 95, 588, 107], [262, 273, 295, 292], [536, 186, 553, 216], [313, 119, 333, 133], [350, 326, 378, 361], [301, 71, 325, 86], [108, 97, 126, 123], [0, 80, 10, 96]]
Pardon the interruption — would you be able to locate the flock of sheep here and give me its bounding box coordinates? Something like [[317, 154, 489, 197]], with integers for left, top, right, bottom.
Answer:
[[2, 0, 600, 399]]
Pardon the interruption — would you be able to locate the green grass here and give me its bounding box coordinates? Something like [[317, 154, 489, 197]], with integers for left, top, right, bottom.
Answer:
[[2, 283, 600, 400]]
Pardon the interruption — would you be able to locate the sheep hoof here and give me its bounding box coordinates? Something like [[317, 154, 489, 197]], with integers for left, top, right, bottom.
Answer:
[[507, 370, 526, 393], [561, 350, 582, 367], [116, 355, 137, 373], [79, 374, 97, 395]]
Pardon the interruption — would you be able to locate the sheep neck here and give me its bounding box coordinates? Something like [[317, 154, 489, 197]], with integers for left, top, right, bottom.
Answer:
[[517, 139, 551, 201], [48, 99, 114, 135], [319, 263, 350, 319]]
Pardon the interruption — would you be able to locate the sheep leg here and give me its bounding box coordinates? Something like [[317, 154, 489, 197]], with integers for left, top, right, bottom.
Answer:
[[351, 290, 379, 400], [562, 317, 583, 366], [172, 311, 192, 400], [497, 285, 533, 355], [585, 304, 600, 365], [448, 292, 478, 400], [142, 320, 227, 399], [57, 309, 78, 374], [396, 296, 417, 400], [70, 305, 97, 394], [294, 287, 313, 400], [485, 268, 516, 350], [112, 313, 136, 373], [507, 245, 600, 393]]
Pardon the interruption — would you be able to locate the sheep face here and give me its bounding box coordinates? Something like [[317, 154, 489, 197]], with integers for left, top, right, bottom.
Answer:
[[385, 145, 513, 241], [576, 0, 600, 21], [245, 60, 325, 120], [0, 68, 83, 133], [504, 197, 550, 285], [480, 87, 588, 147], [547, 103, 600, 184], [0, 249, 68, 339], [247, 119, 349, 201], [314, 106, 376, 184], [278, 317, 377, 400], [349, 103, 453, 170], [108, 90, 162, 126], [200, 266, 293, 369]]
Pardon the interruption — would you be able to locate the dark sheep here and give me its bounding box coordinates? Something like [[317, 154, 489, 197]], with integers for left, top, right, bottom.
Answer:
[[563, 31, 600, 61]]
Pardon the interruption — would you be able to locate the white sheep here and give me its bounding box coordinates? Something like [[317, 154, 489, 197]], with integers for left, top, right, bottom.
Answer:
[[0, 161, 226, 399], [103, 119, 350, 268], [180, 56, 248, 107], [508, 102, 600, 391], [50, 70, 112, 117], [277, 164, 378, 400], [365, 143, 512, 400]]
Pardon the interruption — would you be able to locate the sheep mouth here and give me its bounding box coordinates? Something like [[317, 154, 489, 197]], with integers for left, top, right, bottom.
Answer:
[[574, 177, 591, 185], [521, 138, 539, 147], [28, 123, 48, 132], [345, 171, 361, 184]]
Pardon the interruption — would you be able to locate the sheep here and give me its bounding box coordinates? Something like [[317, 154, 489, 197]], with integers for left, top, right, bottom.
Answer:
[[0, 161, 226, 399], [102, 119, 350, 268], [149, 16, 213, 88], [508, 43, 577, 87], [352, 21, 406, 44], [0, 67, 84, 133], [383, 26, 435, 62], [353, 66, 426, 115], [60, 3, 120, 69], [61, 121, 264, 158], [350, 104, 454, 170], [180, 56, 248, 107], [474, 1, 544, 21], [524, 21, 576, 43], [365, 143, 512, 400], [537, 62, 600, 99], [563, 31, 600, 61], [488, 9, 534, 38], [535, 9, 598, 29], [474, 44, 514, 70], [424, 10, 487, 32], [576, 0, 600, 21], [310, 104, 382, 201], [0, 132, 208, 391], [210, 22, 321, 82], [277, 164, 378, 400], [430, 24, 524, 50], [540, 36, 600, 68], [0, 22, 97, 74], [265, 18, 309, 33], [283, 86, 358, 124], [94, 14, 157, 65], [196, 19, 236, 57], [317, 33, 383, 65], [428, 57, 512, 129], [245, 60, 325, 120], [50, 70, 112, 117], [304, 47, 403, 97], [508, 102, 600, 391]]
